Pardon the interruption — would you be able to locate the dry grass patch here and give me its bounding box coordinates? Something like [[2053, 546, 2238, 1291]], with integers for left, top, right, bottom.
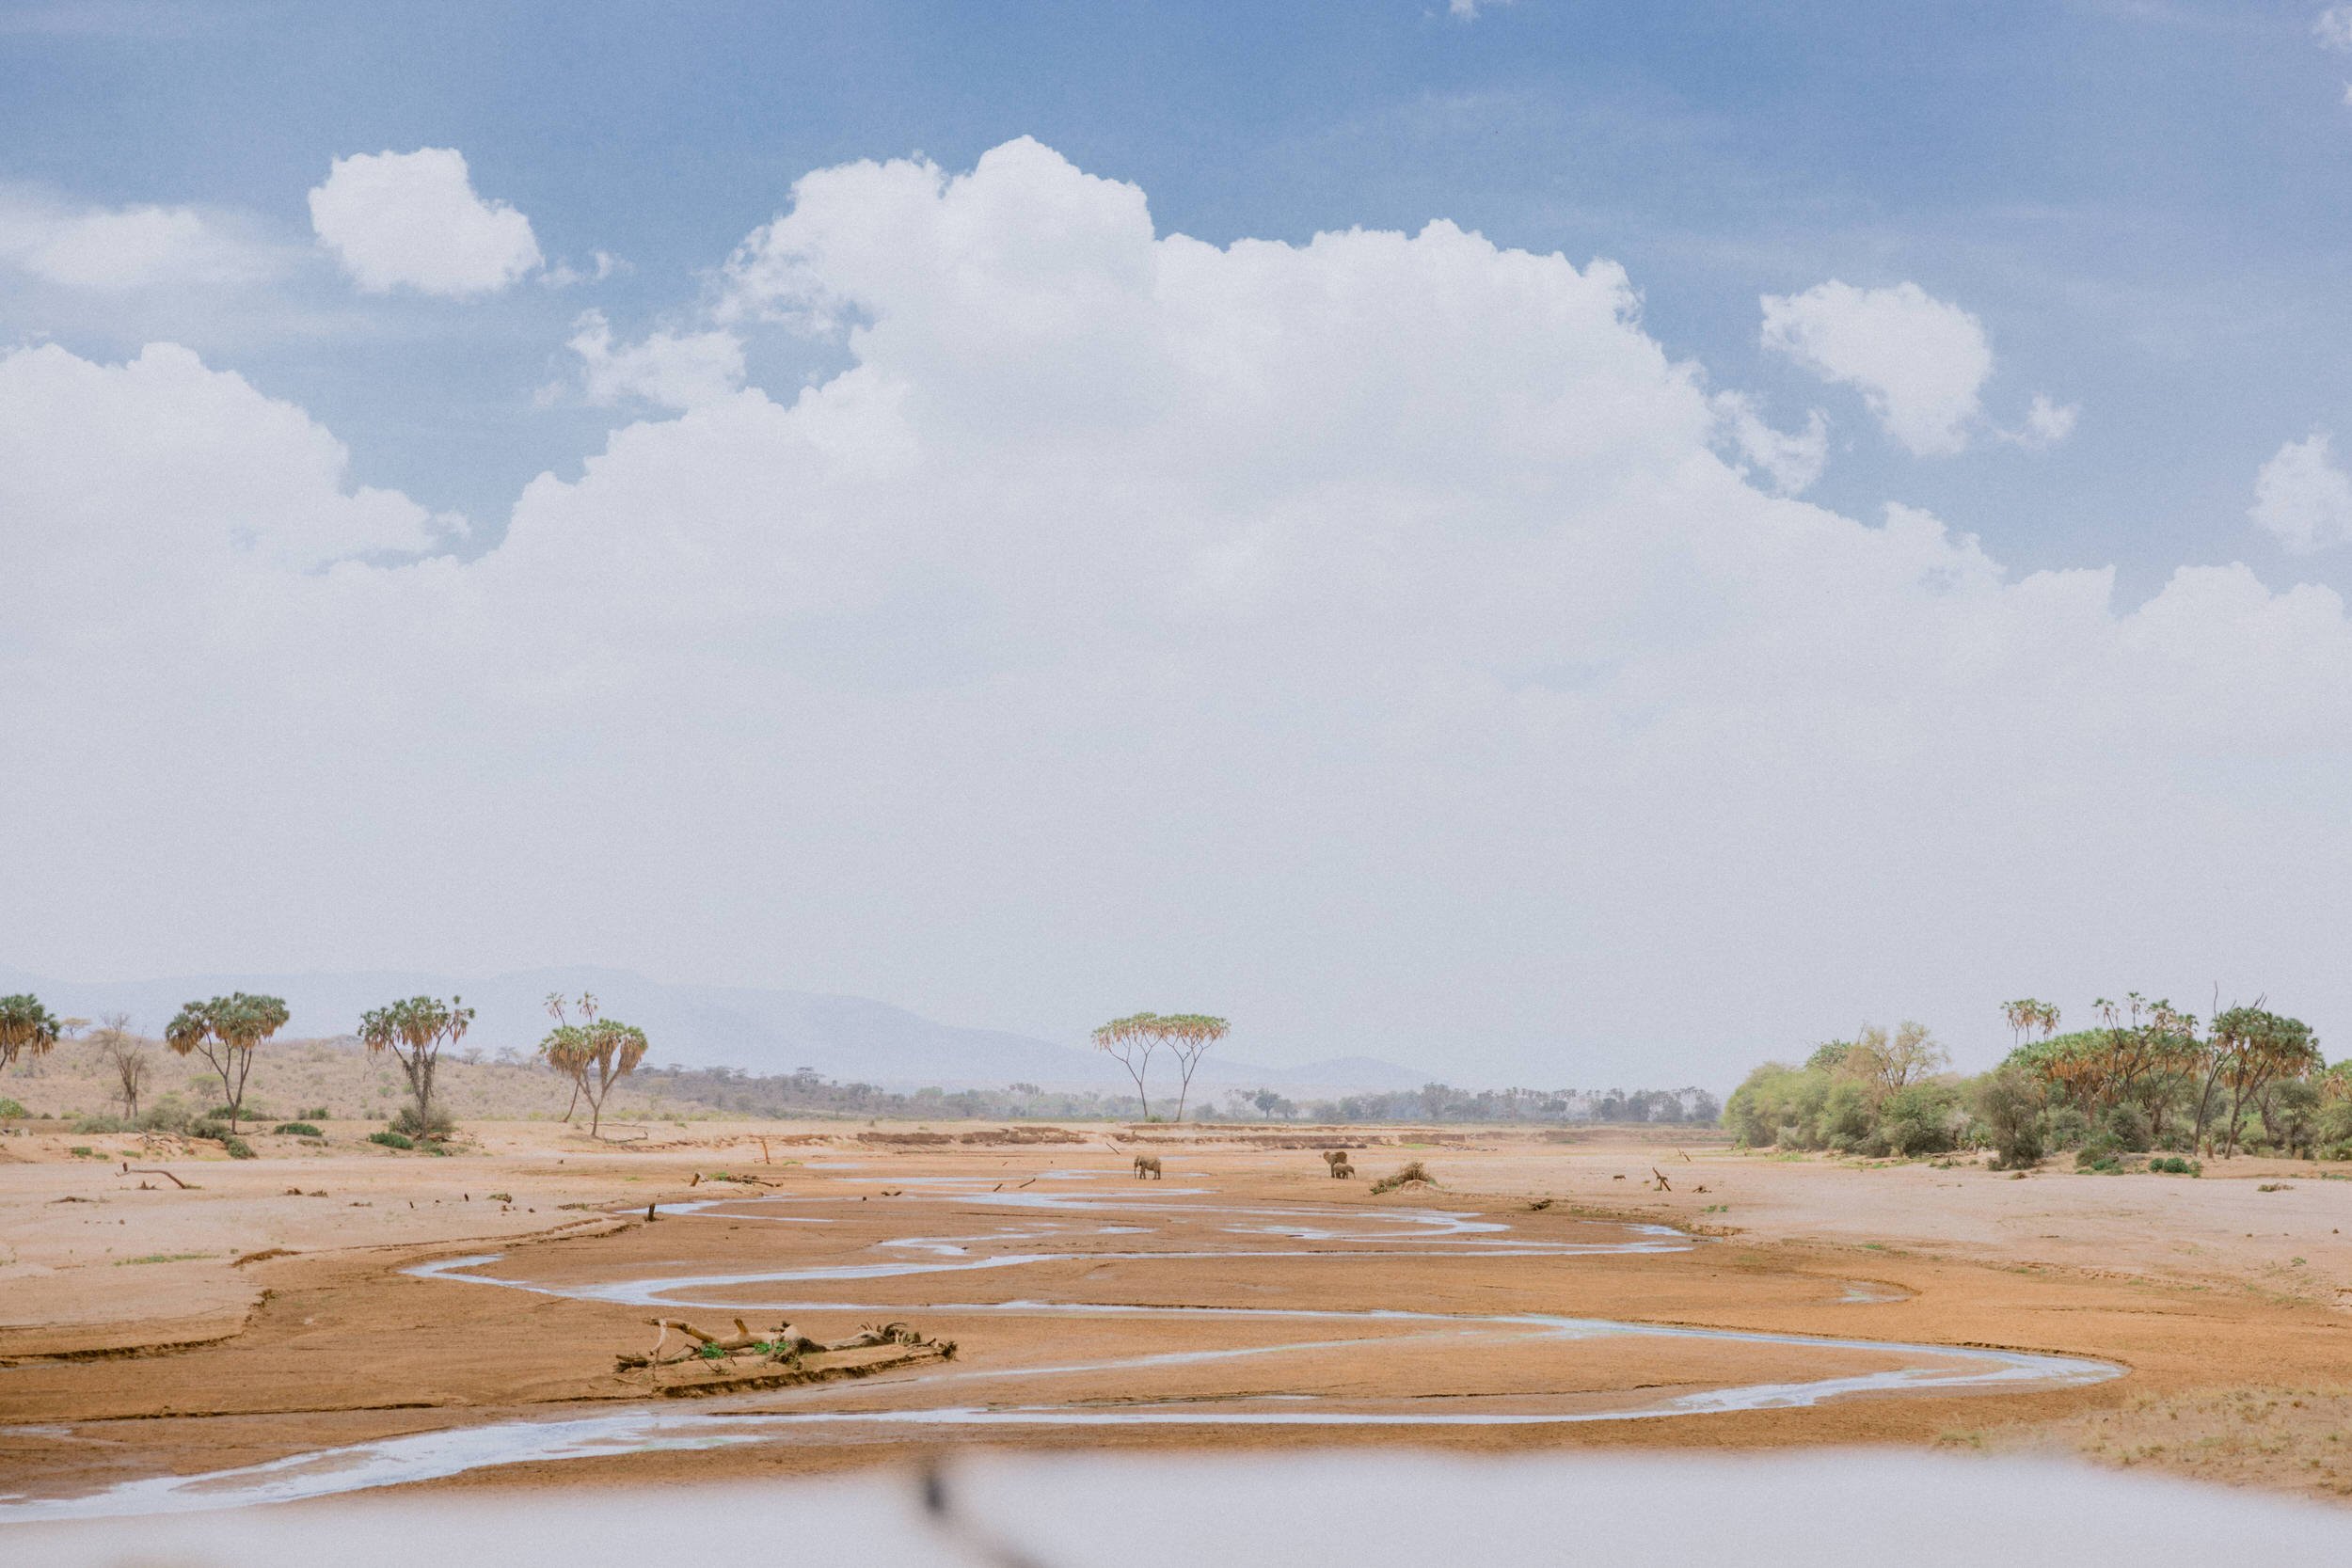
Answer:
[[1974, 1386, 2352, 1501]]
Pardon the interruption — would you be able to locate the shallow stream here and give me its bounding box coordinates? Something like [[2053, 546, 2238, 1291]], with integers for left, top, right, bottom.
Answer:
[[0, 1172, 2119, 1521]]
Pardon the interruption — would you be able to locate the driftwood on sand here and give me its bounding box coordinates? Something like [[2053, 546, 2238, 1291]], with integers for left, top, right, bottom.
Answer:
[[615, 1317, 955, 1375]]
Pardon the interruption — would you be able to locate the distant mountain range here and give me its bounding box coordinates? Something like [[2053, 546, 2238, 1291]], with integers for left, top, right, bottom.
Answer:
[[0, 965, 1428, 1097]]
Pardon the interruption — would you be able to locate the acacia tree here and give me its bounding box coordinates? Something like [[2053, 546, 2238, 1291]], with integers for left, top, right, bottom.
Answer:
[[1162, 1013, 1230, 1122], [1092, 1013, 1164, 1118], [1847, 1022, 1947, 1104], [163, 992, 287, 1132], [90, 1012, 149, 1119], [358, 994, 476, 1136], [0, 993, 62, 1075], [540, 992, 648, 1138]]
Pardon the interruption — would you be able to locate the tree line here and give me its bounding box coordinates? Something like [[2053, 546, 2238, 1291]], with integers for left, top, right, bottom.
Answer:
[[1225, 1083, 1721, 1125], [1726, 995, 2352, 1166], [0, 988, 654, 1144]]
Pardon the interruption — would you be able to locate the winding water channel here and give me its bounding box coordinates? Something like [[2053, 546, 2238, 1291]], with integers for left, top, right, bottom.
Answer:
[[0, 1172, 2122, 1522]]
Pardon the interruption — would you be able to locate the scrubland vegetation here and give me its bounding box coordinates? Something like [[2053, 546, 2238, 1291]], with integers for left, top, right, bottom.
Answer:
[[1728, 996, 2352, 1168]]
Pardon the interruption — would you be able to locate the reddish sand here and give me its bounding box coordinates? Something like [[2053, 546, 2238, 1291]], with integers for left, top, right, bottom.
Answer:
[[5, 1120, 2351, 1508]]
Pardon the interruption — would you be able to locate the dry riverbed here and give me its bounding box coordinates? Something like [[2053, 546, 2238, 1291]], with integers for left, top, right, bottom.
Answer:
[[4, 1120, 2351, 1512]]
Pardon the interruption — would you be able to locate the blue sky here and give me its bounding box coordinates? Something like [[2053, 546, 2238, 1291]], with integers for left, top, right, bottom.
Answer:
[[8, 2, 2352, 1084]]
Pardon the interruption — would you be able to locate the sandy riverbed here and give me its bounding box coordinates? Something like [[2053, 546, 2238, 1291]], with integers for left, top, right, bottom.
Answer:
[[5, 1119, 2351, 1511]]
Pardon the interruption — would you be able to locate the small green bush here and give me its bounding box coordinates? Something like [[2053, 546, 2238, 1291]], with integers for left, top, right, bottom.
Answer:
[[2074, 1130, 2123, 1172], [272, 1122, 322, 1137], [1972, 1069, 2044, 1170], [2042, 1103, 2091, 1151], [2149, 1155, 2202, 1176], [69, 1145, 96, 1157], [0, 1098, 27, 1119], [368, 1130, 415, 1149], [2096, 1101, 2153, 1154], [72, 1115, 131, 1133], [1875, 1081, 1962, 1157], [222, 1136, 256, 1160], [390, 1104, 455, 1142]]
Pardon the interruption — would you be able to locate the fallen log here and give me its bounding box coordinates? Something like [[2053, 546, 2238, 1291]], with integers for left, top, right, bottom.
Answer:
[[121, 1164, 191, 1189], [618, 1316, 946, 1374]]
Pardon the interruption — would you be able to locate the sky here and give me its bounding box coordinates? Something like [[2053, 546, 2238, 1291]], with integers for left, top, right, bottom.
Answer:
[[7, 1, 2352, 1088]]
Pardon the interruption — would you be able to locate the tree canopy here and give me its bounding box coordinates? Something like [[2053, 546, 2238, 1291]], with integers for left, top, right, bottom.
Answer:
[[538, 992, 648, 1138], [1091, 1012, 1231, 1120], [162, 991, 288, 1132], [358, 994, 476, 1138], [0, 993, 62, 1073]]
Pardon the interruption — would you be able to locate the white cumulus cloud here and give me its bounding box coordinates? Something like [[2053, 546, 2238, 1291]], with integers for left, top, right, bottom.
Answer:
[[1712, 391, 1829, 495], [2316, 6, 2352, 50], [2021, 392, 2079, 446], [558, 309, 745, 410], [2251, 432, 2352, 553], [1760, 279, 1994, 456], [0, 341, 451, 605], [0, 188, 281, 290], [8, 139, 2352, 1082], [1996, 391, 2080, 451], [308, 148, 542, 297]]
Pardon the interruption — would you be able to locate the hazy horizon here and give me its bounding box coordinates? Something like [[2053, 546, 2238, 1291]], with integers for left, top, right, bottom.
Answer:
[[8, 4, 2352, 1090]]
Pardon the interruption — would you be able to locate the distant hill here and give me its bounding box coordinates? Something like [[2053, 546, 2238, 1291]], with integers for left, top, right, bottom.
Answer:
[[0, 965, 1427, 1096]]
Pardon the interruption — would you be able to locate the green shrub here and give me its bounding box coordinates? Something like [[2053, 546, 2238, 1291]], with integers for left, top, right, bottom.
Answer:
[[1820, 1080, 1876, 1153], [2041, 1104, 2091, 1151], [390, 1104, 454, 1142], [369, 1130, 414, 1149], [69, 1145, 96, 1157], [272, 1122, 322, 1138], [72, 1115, 131, 1134], [1972, 1069, 2044, 1170], [2266, 1079, 2324, 1158], [2096, 1101, 2153, 1153], [189, 1118, 231, 1142], [2074, 1131, 2122, 1172], [1725, 1063, 1830, 1148], [1876, 1081, 1962, 1157], [0, 1098, 26, 1119], [2149, 1155, 2201, 1176], [222, 1136, 256, 1160]]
